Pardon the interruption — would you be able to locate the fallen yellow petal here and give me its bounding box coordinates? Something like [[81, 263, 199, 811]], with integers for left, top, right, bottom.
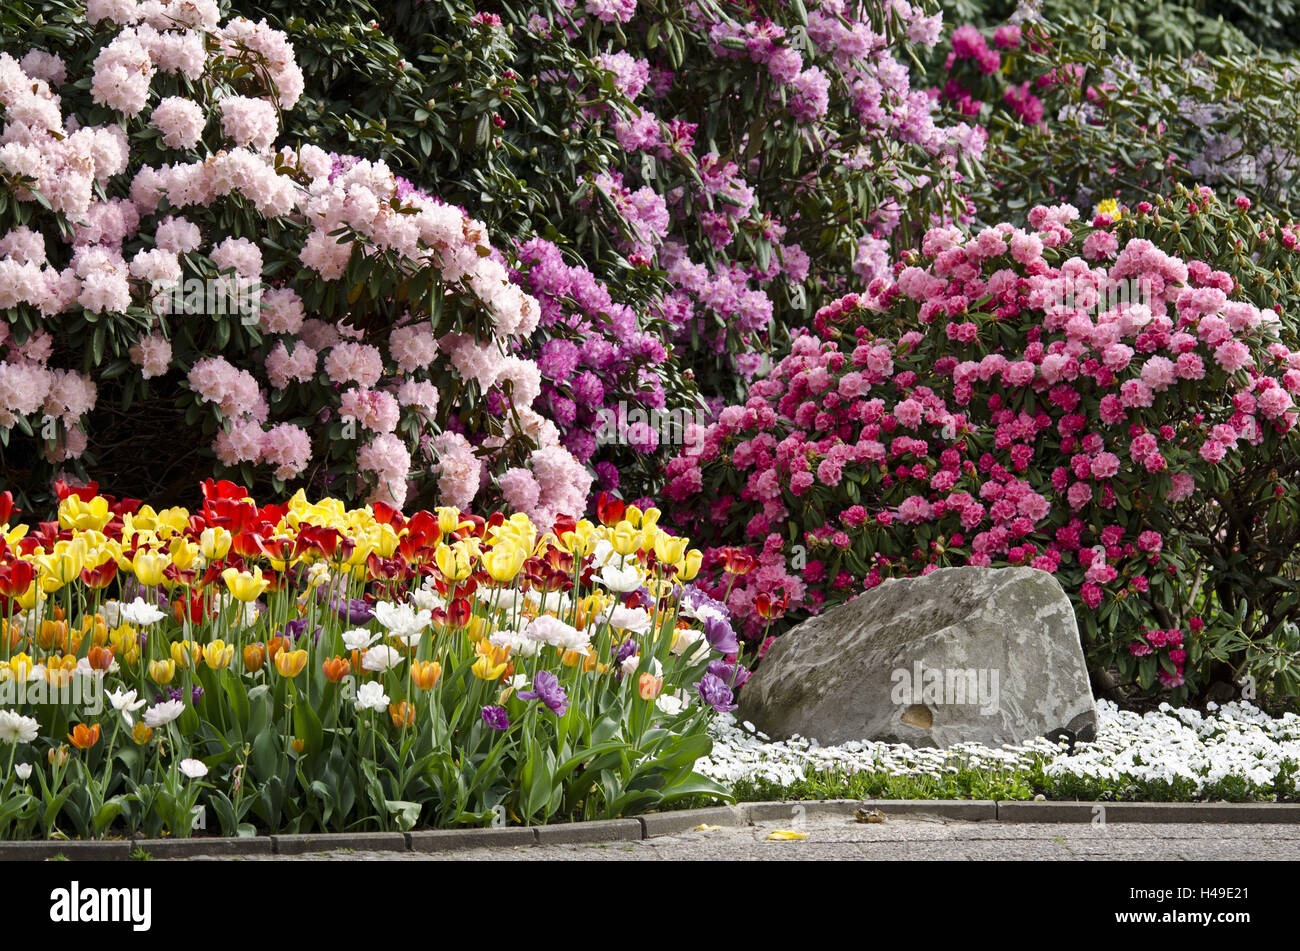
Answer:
[[766, 829, 807, 841], [694, 823, 723, 832]]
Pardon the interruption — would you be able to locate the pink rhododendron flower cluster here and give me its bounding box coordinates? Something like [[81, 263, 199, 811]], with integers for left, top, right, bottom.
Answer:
[[667, 197, 1300, 664]]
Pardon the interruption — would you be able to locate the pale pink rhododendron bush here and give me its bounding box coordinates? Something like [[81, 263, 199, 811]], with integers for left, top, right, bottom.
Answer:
[[0, 0, 590, 521]]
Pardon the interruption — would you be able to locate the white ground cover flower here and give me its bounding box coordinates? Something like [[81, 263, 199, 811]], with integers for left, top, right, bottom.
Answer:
[[699, 700, 1300, 798]]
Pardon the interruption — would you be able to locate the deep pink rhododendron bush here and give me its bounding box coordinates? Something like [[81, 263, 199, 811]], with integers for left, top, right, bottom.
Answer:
[[667, 189, 1300, 700]]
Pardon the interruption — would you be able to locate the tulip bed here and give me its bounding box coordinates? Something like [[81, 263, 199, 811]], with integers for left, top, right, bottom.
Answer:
[[0, 480, 744, 839]]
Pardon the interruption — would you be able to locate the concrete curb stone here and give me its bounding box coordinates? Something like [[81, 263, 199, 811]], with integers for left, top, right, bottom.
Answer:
[[4, 799, 1299, 859]]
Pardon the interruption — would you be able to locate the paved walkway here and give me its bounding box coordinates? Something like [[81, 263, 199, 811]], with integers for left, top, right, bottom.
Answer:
[[186, 816, 1300, 860]]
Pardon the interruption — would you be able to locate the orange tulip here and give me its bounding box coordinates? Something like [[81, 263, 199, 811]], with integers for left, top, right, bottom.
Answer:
[[243, 643, 266, 673], [410, 660, 442, 690], [291, 738, 305, 754], [638, 673, 664, 701], [36, 619, 70, 652], [388, 701, 416, 727], [87, 645, 114, 672], [68, 723, 101, 750], [266, 636, 285, 665], [322, 656, 351, 683]]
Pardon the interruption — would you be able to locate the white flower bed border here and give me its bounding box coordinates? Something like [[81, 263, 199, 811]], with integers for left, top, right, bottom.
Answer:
[[700, 700, 1300, 797]]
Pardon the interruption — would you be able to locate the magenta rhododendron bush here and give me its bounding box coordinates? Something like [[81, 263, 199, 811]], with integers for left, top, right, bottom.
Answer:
[[667, 190, 1300, 699], [0, 0, 590, 520]]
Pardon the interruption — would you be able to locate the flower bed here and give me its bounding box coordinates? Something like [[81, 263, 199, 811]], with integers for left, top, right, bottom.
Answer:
[[0, 480, 747, 839], [706, 700, 1300, 803]]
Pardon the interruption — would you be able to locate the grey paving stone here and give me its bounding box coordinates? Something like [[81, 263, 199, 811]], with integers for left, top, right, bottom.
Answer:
[[638, 805, 749, 837]]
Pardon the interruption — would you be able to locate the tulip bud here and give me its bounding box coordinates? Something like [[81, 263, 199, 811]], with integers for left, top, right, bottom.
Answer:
[[321, 656, 351, 683], [388, 701, 416, 728], [148, 658, 176, 685], [410, 660, 442, 690], [243, 643, 266, 673]]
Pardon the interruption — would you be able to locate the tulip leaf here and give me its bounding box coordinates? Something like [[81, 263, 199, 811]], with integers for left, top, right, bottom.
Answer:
[[385, 799, 422, 831], [293, 700, 324, 757]]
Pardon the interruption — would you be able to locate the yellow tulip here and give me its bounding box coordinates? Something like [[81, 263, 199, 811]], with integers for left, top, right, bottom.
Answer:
[[155, 507, 190, 537], [559, 526, 595, 557], [149, 658, 176, 685], [129, 505, 159, 533], [38, 543, 86, 591], [640, 507, 662, 531], [132, 722, 154, 745], [221, 565, 270, 603], [482, 542, 526, 583], [8, 652, 33, 682], [435, 506, 473, 536], [46, 655, 77, 688], [434, 543, 473, 582], [610, 520, 640, 557], [274, 649, 308, 678], [169, 537, 198, 571], [203, 640, 234, 670], [679, 548, 704, 582], [58, 494, 111, 532], [653, 531, 686, 567], [132, 549, 169, 587], [14, 583, 41, 612], [171, 640, 202, 670], [471, 655, 508, 680], [375, 523, 400, 558], [200, 526, 233, 560]]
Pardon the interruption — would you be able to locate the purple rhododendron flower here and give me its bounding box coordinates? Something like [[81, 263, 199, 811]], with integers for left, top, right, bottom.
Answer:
[[518, 671, 570, 716]]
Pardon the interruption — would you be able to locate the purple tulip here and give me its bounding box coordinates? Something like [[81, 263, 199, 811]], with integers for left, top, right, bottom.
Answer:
[[330, 596, 374, 624], [481, 705, 510, 731], [695, 673, 738, 713], [518, 671, 569, 716], [612, 637, 637, 668], [703, 615, 739, 655], [283, 617, 321, 645], [707, 659, 751, 691]]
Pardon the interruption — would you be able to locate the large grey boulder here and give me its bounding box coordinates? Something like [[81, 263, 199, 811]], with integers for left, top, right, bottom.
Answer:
[[737, 566, 1097, 747]]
